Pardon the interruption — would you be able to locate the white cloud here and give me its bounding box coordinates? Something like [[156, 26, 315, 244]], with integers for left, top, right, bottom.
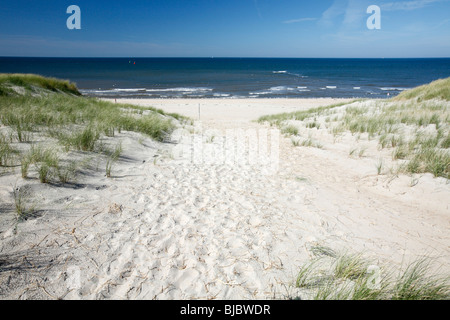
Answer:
[[317, 0, 370, 29], [318, 0, 348, 27], [381, 0, 448, 11], [253, 0, 262, 19], [342, 0, 368, 26]]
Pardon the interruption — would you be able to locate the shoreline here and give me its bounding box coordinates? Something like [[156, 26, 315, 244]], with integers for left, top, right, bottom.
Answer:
[[103, 98, 356, 121]]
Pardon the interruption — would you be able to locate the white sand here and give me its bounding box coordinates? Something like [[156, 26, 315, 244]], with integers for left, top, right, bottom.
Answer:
[[104, 98, 351, 121], [0, 98, 448, 300]]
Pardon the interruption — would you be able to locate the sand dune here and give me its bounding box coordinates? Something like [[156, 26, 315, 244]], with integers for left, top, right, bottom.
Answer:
[[0, 98, 448, 300]]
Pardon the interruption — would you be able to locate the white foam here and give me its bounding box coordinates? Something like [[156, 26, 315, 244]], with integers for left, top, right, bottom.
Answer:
[[250, 86, 312, 95], [146, 87, 213, 93], [250, 91, 271, 95], [80, 89, 111, 94], [273, 71, 287, 74], [353, 87, 361, 90], [113, 88, 146, 92], [326, 86, 337, 89], [270, 86, 288, 91], [380, 87, 409, 91], [288, 72, 308, 78]]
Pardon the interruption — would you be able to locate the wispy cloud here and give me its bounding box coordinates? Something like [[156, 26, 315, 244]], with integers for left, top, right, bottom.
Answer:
[[282, 17, 317, 24], [381, 0, 448, 11], [342, 0, 368, 27], [318, 0, 369, 29], [253, 0, 262, 19], [318, 0, 348, 27]]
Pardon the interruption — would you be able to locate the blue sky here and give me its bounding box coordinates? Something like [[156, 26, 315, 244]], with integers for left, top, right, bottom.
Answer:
[[0, 0, 449, 57]]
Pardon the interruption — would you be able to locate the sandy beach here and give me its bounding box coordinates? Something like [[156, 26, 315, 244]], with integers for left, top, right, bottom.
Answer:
[[104, 98, 352, 121], [1, 97, 449, 300]]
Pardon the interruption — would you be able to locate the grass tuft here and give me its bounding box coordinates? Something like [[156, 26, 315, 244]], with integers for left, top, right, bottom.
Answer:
[[0, 134, 17, 167], [392, 258, 450, 300], [105, 143, 122, 178], [294, 248, 450, 300], [12, 185, 35, 222], [282, 125, 299, 136]]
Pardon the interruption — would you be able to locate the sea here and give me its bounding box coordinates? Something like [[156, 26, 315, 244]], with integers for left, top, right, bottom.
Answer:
[[1, 57, 449, 99]]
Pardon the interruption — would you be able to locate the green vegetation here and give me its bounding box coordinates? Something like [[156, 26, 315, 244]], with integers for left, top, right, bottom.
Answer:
[[20, 145, 60, 183], [56, 160, 79, 184], [300, 138, 323, 149], [375, 158, 384, 175], [291, 138, 300, 147], [0, 133, 17, 167], [258, 78, 450, 179], [294, 247, 450, 300], [0, 93, 176, 145], [106, 143, 122, 178], [258, 101, 352, 126], [0, 74, 186, 186], [0, 74, 183, 145], [12, 185, 35, 222], [393, 77, 450, 102], [281, 125, 299, 136], [340, 101, 449, 178], [0, 73, 80, 96]]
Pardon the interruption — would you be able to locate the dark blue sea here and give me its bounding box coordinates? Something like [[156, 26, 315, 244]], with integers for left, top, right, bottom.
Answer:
[[1, 57, 449, 99]]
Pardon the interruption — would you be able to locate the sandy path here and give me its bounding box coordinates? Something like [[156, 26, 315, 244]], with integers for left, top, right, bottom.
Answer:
[[1, 99, 448, 300]]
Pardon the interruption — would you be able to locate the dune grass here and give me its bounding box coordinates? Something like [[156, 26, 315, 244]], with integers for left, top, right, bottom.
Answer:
[[51, 126, 101, 152], [281, 125, 299, 136], [0, 74, 182, 143], [258, 78, 450, 179], [0, 74, 185, 186], [12, 185, 36, 222], [393, 77, 450, 102], [0, 73, 80, 96], [0, 133, 17, 167], [56, 160, 79, 184], [20, 145, 60, 183], [340, 100, 449, 178], [294, 247, 450, 300], [258, 101, 352, 127], [0, 94, 176, 144], [0, 74, 184, 142], [105, 143, 122, 178]]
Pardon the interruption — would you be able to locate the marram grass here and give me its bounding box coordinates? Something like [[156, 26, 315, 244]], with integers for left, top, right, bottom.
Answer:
[[393, 77, 450, 102], [0, 74, 187, 185], [0, 73, 80, 96], [294, 247, 450, 300], [0, 74, 184, 143], [258, 78, 450, 179]]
